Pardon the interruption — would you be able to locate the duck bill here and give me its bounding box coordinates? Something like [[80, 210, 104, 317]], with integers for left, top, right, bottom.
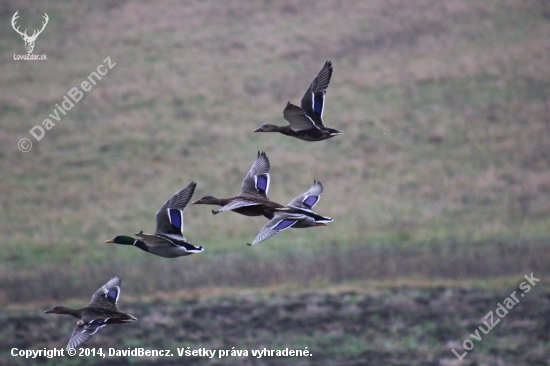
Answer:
[[105, 238, 115, 243]]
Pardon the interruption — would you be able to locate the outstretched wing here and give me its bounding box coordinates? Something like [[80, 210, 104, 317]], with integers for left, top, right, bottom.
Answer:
[[87, 275, 121, 311], [283, 102, 319, 131], [300, 60, 333, 127], [240, 151, 270, 197], [248, 213, 305, 245], [216, 200, 261, 213], [287, 180, 324, 210], [155, 182, 196, 240], [66, 320, 107, 350]]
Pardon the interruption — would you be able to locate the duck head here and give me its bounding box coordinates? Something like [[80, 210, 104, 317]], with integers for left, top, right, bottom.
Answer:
[[44, 305, 81, 318], [44, 305, 70, 314], [254, 124, 281, 133], [105, 235, 135, 245], [192, 196, 222, 205]]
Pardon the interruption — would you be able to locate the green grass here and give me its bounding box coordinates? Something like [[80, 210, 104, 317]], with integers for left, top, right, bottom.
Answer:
[[0, 0, 549, 303]]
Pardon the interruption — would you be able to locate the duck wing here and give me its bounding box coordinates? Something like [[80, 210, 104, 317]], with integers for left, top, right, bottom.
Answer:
[[240, 151, 270, 197], [66, 320, 107, 350], [154, 182, 196, 242], [248, 213, 306, 245], [287, 180, 324, 210], [215, 199, 262, 213], [300, 61, 332, 127], [87, 275, 121, 311], [283, 102, 319, 131]]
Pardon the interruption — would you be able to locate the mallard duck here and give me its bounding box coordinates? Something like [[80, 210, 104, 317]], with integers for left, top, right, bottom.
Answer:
[[105, 182, 203, 258], [44, 275, 136, 350], [192, 151, 288, 218], [248, 180, 333, 245], [254, 61, 343, 141]]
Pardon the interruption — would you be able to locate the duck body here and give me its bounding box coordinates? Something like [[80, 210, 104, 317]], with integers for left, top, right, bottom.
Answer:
[[254, 61, 343, 142], [44, 276, 137, 350], [248, 181, 333, 245], [105, 182, 203, 258], [248, 212, 328, 245], [135, 230, 203, 258], [192, 152, 288, 218], [286, 207, 333, 223], [254, 121, 342, 142], [192, 194, 285, 218], [106, 233, 202, 258]]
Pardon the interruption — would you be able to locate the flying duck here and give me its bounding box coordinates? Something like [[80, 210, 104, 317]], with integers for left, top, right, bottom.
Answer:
[[254, 61, 343, 141], [248, 180, 333, 245], [192, 151, 288, 218], [44, 275, 137, 350], [105, 182, 204, 258]]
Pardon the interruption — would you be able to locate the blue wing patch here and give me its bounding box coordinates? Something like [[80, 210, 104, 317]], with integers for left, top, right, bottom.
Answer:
[[303, 196, 319, 208], [168, 208, 182, 230], [273, 219, 297, 231], [313, 95, 324, 116], [106, 289, 118, 302], [89, 318, 109, 327], [256, 175, 268, 193]]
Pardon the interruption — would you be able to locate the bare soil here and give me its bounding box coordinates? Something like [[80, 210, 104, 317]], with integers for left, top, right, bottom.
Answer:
[[2, 284, 549, 365]]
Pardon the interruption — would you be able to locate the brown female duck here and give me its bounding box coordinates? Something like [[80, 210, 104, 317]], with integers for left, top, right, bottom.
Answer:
[[254, 61, 343, 142], [44, 275, 136, 350], [192, 151, 288, 218]]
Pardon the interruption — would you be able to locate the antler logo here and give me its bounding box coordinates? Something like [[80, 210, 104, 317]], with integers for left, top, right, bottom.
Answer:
[[11, 11, 49, 54]]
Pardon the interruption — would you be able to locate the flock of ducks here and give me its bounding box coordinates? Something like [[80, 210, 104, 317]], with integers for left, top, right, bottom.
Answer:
[[44, 61, 344, 350]]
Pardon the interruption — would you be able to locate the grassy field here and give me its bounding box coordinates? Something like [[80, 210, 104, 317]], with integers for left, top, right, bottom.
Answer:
[[1, 0, 550, 363], [1, 0, 549, 299]]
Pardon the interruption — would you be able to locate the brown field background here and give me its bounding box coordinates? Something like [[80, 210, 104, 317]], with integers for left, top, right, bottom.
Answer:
[[1, 0, 550, 364]]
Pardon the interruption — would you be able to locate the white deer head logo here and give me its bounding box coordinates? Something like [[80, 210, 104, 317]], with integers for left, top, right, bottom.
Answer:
[[11, 11, 49, 54]]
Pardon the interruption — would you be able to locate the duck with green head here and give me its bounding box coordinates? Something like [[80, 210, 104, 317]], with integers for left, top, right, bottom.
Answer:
[[105, 181, 204, 258]]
